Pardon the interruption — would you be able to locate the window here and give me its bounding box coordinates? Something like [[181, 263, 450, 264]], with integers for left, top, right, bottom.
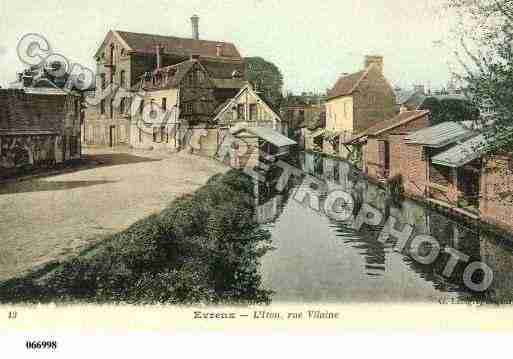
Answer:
[[187, 102, 193, 113], [162, 97, 167, 111], [140, 99, 144, 114], [120, 70, 126, 88], [119, 97, 125, 115], [110, 99, 114, 119], [153, 127, 158, 142], [237, 104, 245, 120], [100, 74, 106, 90], [139, 128, 142, 143], [100, 99, 105, 115], [299, 109, 305, 120], [197, 70, 204, 83], [249, 103, 257, 121]]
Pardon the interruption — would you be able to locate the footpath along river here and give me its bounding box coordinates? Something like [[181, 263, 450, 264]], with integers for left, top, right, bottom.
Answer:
[[257, 151, 513, 303]]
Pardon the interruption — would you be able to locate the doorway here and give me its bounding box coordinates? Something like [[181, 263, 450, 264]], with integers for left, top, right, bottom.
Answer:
[[109, 126, 115, 147]]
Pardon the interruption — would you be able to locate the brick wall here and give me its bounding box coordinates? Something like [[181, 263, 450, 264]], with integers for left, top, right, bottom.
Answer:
[[399, 142, 428, 198], [353, 66, 396, 133], [480, 155, 513, 232], [364, 113, 430, 181]]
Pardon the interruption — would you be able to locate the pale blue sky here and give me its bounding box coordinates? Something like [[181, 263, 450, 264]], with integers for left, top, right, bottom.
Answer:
[[0, 0, 456, 93]]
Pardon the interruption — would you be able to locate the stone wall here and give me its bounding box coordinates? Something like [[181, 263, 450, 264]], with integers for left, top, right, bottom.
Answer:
[[0, 89, 81, 176], [480, 155, 513, 233]]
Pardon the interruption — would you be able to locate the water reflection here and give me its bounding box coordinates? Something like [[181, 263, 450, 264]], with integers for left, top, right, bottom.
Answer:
[[258, 151, 513, 303]]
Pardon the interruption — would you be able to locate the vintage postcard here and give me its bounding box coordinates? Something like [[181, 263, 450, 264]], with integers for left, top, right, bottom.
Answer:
[[1, 0, 513, 353]]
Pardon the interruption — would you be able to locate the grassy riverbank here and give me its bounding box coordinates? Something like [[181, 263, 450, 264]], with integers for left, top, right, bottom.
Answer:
[[0, 170, 273, 304]]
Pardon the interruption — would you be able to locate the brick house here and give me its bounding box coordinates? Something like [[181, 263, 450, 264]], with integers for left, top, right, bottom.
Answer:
[[396, 121, 476, 201], [429, 134, 513, 233], [346, 110, 430, 180], [0, 88, 81, 177], [324, 55, 396, 157], [83, 15, 244, 147]]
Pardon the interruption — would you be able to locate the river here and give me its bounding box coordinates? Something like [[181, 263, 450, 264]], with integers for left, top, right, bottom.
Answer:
[[257, 151, 513, 304]]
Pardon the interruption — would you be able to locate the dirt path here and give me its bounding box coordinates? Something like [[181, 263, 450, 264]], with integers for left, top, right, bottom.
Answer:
[[0, 147, 227, 281]]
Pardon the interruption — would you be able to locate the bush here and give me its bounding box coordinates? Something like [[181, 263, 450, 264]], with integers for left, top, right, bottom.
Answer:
[[0, 169, 272, 304]]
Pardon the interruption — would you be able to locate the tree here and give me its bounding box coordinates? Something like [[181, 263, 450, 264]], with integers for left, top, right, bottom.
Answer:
[[419, 96, 480, 125], [445, 0, 513, 154], [244, 57, 284, 108]]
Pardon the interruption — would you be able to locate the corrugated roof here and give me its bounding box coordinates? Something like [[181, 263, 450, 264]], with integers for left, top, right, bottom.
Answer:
[[404, 121, 475, 148], [230, 123, 296, 147], [431, 134, 488, 167]]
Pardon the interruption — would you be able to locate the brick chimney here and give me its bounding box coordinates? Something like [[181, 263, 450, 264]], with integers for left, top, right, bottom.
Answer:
[[364, 55, 383, 73], [191, 15, 199, 40]]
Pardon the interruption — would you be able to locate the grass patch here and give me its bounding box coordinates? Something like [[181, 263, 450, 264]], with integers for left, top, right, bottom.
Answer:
[[0, 170, 273, 305]]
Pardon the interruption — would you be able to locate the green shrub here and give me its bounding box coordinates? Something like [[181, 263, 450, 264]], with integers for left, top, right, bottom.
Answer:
[[0, 170, 272, 305]]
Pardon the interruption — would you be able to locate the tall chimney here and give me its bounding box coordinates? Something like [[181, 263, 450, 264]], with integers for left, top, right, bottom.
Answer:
[[155, 45, 162, 69], [191, 15, 199, 40], [364, 55, 384, 73]]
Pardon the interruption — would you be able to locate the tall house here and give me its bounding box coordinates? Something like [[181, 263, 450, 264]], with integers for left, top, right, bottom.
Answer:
[[83, 15, 244, 146], [324, 55, 396, 155]]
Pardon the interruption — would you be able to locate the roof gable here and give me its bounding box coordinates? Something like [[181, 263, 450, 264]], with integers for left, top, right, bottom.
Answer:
[[94, 30, 132, 59], [212, 84, 282, 123]]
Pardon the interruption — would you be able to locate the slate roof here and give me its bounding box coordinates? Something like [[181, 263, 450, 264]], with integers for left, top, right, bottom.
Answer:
[[431, 134, 488, 167], [404, 121, 476, 148], [140, 59, 197, 91], [211, 78, 246, 89], [230, 123, 296, 147], [114, 30, 242, 59]]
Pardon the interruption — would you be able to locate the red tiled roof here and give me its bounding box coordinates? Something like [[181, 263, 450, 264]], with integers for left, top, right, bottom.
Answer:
[[345, 110, 430, 143], [327, 70, 368, 99], [115, 30, 242, 59]]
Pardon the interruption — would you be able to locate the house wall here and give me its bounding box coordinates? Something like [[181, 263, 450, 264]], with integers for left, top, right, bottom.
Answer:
[[325, 96, 353, 133], [0, 89, 81, 176], [399, 143, 428, 198], [353, 66, 397, 133], [217, 88, 282, 131], [363, 114, 430, 181], [480, 155, 513, 233], [85, 35, 186, 147]]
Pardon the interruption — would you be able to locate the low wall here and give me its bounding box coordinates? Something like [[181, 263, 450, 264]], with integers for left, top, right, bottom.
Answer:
[[0, 132, 81, 177]]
